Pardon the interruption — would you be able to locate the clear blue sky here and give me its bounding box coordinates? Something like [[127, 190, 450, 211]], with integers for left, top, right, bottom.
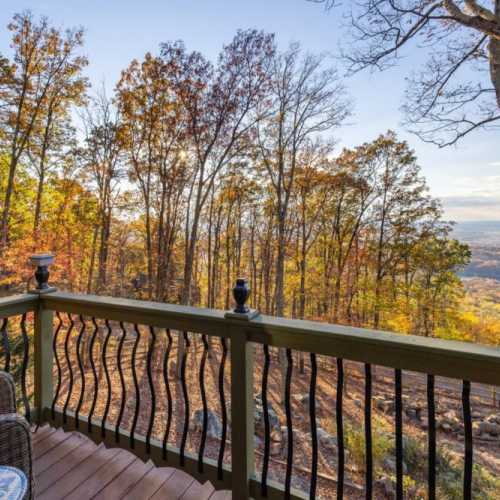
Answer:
[[1, 0, 498, 221]]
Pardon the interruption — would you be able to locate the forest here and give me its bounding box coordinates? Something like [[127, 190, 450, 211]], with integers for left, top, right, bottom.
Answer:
[[0, 11, 496, 345]]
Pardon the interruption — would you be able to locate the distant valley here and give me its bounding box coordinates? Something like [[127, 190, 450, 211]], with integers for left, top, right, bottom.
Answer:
[[454, 221, 500, 281]]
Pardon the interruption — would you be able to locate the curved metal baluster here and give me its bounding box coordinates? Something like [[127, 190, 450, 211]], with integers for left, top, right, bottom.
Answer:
[[88, 318, 99, 433], [114, 322, 127, 443], [309, 353, 318, 500], [179, 331, 190, 467], [395, 369, 403, 500], [427, 374, 436, 500], [162, 328, 173, 459], [51, 312, 64, 420], [130, 324, 141, 450], [74, 315, 86, 429], [101, 319, 113, 438], [462, 380, 473, 500], [62, 314, 75, 424], [365, 363, 373, 500], [198, 334, 209, 473], [284, 348, 294, 498], [20, 314, 30, 422], [336, 358, 344, 500], [261, 344, 271, 496], [217, 336, 228, 480], [146, 326, 157, 454], [1, 318, 10, 373]]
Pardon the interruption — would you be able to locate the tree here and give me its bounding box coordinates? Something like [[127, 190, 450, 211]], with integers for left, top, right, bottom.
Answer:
[[80, 92, 123, 294], [161, 29, 275, 305], [311, 0, 500, 146], [0, 12, 87, 249], [117, 53, 187, 300], [256, 43, 349, 317]]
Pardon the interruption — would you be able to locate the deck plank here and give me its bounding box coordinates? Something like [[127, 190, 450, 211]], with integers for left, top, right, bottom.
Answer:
[[38, 446, 121, 500], [36, 441, 103, 494], [181, 480, 215, 500], [32, 426, 231, 500], [33, 428, 69, 460], [65, 449, 137, 500], [122, 466, 176, 499], [150, 468, 196, 499], [93, 458, 154, 500], [34, 433, 90, 476]]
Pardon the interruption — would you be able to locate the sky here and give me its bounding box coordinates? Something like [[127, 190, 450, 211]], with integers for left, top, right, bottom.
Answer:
[[0, 0, 498, 222]]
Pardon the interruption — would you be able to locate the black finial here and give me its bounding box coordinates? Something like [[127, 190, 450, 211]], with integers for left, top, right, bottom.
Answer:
[[29, 254, 55, 292], [233, 278, 250, 314]]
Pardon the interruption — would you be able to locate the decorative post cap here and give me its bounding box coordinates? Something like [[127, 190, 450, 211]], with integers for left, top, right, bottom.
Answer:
[[28, 253, 56, 294], [224, 278, 260, 320]]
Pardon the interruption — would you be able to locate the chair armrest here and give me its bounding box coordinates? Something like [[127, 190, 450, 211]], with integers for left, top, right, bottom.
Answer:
[[0, 371, 16, 414], [0, 414, 34, 499]]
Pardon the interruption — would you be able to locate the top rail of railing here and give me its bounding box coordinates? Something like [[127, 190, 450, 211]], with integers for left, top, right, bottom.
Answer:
[[0, 294, 38, 318], [31, 290, 499, 387]]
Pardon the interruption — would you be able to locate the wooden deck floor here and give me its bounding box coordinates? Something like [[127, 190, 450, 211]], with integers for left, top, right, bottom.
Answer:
[[32, 425, 231, 499]]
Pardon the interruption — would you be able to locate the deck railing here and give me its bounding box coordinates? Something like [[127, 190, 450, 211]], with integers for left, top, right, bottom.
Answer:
[[0, 262, 499, 499]]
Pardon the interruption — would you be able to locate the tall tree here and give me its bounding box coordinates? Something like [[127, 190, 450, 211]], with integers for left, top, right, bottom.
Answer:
[[0, 12, 86, 249], [256, 43, 349, 317]]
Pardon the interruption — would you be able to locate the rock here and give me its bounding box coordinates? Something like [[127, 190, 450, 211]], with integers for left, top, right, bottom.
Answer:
[[383, 458, 408, 475], [376, 476, 395, 499], [270, 441, 282, 456], [374, 396, 395, 414], [486, 414, 500, 425], [193, 409, 223, 440], [472, 411, 483, 419], [441, 422, 452, 433], [254, 397, 281, 441], [316, 427, 337, 452], [405, 407, 422, 421], [479, 421, 500, 437]]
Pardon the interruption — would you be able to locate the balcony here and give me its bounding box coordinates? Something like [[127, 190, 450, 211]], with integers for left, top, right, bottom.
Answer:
[[0, 265, 499, 499]]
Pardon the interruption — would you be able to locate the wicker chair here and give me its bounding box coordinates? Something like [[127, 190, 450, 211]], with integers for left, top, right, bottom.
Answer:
[[0, 371, 33, 499]]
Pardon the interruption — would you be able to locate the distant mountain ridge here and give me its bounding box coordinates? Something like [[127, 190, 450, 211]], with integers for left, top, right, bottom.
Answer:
[[453, 221, 500, 245], [453, 221, 500, 281]]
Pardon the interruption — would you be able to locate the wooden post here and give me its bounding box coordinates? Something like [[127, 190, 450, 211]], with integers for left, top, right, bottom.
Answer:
[[30, 253, 56, 424], [34, 303, 54, 424], [230, 327, 255, 499], [227, 278, 258, 499]]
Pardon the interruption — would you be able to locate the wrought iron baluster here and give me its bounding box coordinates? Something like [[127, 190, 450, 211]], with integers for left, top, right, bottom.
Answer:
[[74, 315, 86, 428], [20, 314, 30, 422], [162, 328, 173, 459], [130, 324, 141, 450], [146, 325, 156, 454], [88, 317, 99, 433], [260, 344, 271, 497], [62, 314, 75, 424], [365, 363, 373, 500], [51, 312, 63, 420], [1, 318, 10, 373], [101, 319, 113, 438], [462, 380, 473, 500], [179, 331, 190, 467], [198, 334, 209, 473], [115, 322, 127, 442], [336, 358, 345, 500], [284, 348, 294, 499], [395, 369, 403, 500], [427, 374, 436, 500], [217, 336, 228, 480], [309, 353, 318, 500]]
